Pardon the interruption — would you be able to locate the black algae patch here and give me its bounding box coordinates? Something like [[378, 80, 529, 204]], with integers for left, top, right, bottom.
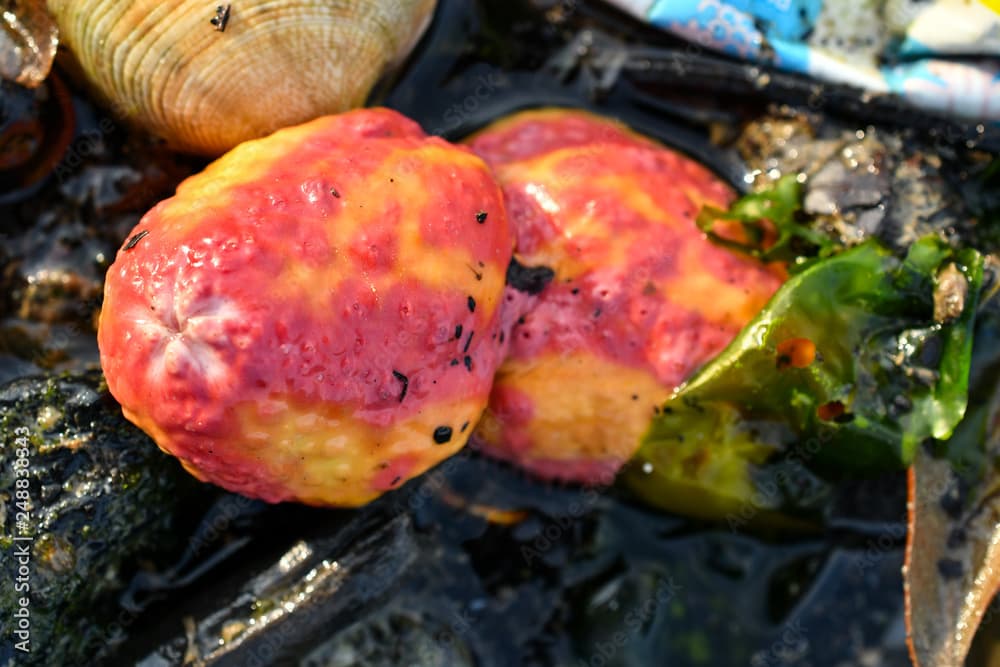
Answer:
[[507, 257, 555, 295]]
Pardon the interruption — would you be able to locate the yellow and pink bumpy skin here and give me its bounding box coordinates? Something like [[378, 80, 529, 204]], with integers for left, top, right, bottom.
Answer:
[[467, 109, 784, 484], [98, 108, 513, 506]]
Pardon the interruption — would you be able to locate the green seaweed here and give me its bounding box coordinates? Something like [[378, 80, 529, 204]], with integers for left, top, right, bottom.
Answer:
[[622, 233, 984, 520], [696, 174, 840, 269]]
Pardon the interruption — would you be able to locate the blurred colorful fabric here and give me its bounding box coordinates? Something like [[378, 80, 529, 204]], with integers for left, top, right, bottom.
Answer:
[[607, 0, 1000, 120]]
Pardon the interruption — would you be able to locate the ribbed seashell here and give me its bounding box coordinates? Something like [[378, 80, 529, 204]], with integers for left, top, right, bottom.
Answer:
[[46, 0, 437, 154]]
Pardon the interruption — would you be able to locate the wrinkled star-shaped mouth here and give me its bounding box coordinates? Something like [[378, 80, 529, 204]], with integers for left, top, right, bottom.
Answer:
[[134, 282, 246, 391]]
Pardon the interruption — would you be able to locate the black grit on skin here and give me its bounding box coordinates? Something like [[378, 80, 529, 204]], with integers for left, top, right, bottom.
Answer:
[[124, 229, 149, 250], [392, 370, 409, 402]]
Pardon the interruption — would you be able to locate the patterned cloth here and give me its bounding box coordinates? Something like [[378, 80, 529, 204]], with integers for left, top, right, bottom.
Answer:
[[607, 0, 1000, 120]]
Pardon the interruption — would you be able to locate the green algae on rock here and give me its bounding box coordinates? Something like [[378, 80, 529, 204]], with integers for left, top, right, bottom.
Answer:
[[0, 371, 208, 666]]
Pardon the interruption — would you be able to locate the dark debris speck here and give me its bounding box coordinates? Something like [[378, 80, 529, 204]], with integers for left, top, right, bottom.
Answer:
[[507, 257, 555, 295], [391, 370, 408, 403], [124, 230, 149, 250], [937, 558, 964, 581]]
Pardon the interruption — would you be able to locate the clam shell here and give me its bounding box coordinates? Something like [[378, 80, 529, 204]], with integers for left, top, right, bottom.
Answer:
[[46, 0, 436, 154]]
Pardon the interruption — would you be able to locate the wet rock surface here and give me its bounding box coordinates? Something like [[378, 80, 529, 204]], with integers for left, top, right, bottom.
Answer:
[[105, 455, 912, 666], [0, 79, 198, 384], [737, 113, 983, 251], [0, 371, 211, 666]]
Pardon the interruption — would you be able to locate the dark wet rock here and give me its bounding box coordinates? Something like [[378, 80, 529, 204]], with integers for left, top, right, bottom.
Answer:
[[0, 82, 199, 380], [131, 461, 570, 667], [2, 154, 192, 326], [0, 75, 74, 204], [302, 605, 477, 667], [114, 454, 910, 667], [0, 371, 210, 667]]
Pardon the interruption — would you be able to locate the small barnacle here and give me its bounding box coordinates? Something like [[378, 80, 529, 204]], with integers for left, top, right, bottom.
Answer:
[[933, 263, 967, 324], [476, 211, 488, 224], [210, 4, 231, 32]]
